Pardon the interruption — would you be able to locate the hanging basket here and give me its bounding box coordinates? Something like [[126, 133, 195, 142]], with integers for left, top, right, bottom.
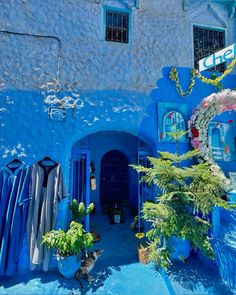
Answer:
[[137, 243, 150, 264]]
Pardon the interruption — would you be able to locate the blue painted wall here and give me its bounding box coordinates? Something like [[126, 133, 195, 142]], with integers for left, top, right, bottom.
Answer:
[[0, 0, 236, 274], [1, 68, 236, 205], [153, 67, 236, 175]]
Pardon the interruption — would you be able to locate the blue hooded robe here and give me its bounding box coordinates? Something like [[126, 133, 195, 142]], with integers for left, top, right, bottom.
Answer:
[[0, 167, 14, 248], [0, 164, 31, 276]]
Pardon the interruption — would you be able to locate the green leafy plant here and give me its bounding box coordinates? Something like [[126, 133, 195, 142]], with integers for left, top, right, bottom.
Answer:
[[131, 130, 230, 268], [69, 199, 94, 222], [42, 221, 94, 257]]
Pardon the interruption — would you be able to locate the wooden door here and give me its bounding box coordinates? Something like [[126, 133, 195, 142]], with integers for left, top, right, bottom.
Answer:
[[100, 150, 129, 207]]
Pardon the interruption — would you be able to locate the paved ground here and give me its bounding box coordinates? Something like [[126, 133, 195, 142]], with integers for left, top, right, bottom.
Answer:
[[0, 211, 234, 295]]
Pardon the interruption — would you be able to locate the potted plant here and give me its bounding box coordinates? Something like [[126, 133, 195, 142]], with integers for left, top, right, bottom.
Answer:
[[42, 221, 94, 278], [69, 199, 100, 242], [135, 233, 150, 264], [69, 199, 95, 222], [131, 131, 230, 268]]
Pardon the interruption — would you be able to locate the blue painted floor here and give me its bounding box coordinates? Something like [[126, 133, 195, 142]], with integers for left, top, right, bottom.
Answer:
[[0, 211, 234, 295]]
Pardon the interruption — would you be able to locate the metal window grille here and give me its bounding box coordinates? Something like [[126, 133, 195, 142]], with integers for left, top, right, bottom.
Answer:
[[193, 26, 225, 72], [105, 10, 129, 43]]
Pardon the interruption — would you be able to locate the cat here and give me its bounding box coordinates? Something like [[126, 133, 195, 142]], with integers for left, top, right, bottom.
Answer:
[[75, 249, 104, 289]]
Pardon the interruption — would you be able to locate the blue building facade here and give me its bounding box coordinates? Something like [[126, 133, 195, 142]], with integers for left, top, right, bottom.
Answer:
[[1, 0, 235, 207], [0, 0, 236, 280]]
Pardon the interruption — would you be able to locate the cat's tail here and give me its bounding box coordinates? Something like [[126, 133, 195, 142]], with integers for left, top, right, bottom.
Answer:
[[75, 270, 84, 289]]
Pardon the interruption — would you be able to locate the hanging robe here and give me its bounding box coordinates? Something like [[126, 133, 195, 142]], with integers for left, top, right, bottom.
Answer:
[[0, 167, 13, 248], [27, 163, 66, 271], [0, 164, 31, 276], [6, 166, 31, 275]]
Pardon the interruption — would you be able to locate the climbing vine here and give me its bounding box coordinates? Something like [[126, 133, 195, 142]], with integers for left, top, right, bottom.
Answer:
[[169, 58, 236, 96]]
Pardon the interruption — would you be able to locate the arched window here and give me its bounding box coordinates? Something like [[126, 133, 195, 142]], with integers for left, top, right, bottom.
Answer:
[[163, 111, 185, 138], [211, 128, 221, 148]]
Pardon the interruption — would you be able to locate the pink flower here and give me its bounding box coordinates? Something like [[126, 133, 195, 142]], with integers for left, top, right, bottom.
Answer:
[[201, 101, 209, 109], [221, 104, 236, 112], [191, 138, 201, 149], [226, 104, 236, 111]]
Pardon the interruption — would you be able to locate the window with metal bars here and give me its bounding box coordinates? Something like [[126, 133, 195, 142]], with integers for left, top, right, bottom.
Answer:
[[193, 26, 226, 72], [105, 10, 129, 44]]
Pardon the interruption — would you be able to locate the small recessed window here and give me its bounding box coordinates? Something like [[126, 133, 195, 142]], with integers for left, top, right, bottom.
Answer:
[[105, 10, 129, 44], [193, 26, 225, 72], [163, 111, 185, 140]]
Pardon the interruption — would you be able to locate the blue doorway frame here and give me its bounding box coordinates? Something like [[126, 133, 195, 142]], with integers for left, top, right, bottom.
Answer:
[[70, 148, 91, 232]]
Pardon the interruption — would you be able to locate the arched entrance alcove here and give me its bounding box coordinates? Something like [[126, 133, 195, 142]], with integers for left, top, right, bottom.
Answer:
[[100, 150, 129, 208], [70, 130, 153, 213]]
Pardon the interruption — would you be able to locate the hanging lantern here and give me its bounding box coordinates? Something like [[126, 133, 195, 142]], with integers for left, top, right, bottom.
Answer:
[[90, 174, 96, 191], [228, 119, 233, 124], [216, 121, 220, 128]]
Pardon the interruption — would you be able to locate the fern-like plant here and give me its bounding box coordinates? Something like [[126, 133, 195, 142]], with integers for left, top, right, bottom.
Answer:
[[131, 130, 230, 268]]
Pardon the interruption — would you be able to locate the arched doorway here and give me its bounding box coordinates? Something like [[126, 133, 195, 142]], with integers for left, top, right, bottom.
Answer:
[[70, 130, 153, 217], [100, 150, 129, 208]]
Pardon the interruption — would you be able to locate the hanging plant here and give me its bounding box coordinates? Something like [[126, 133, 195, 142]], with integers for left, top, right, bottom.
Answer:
[[189, 89, 236, 191], [169, 58, 236, 96]]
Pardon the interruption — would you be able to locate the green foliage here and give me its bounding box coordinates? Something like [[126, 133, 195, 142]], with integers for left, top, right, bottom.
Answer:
[[167, 130, 188, 142], [42, 221, 94, 257], [69, 199, 94, 222], [132, 131, 230, 267]]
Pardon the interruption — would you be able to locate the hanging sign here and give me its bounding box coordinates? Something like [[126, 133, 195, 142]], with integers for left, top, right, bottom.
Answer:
[[199, 44, 236, 72]]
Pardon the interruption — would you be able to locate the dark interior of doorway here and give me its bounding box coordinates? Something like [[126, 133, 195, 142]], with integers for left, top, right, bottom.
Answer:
[[100, 150, 129, 210]]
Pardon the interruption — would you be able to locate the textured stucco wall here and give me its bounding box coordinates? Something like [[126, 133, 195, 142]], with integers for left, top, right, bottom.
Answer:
[[0, 0, 235, 183], [0, 88, 157, 189], [0, 0, 234, 92]]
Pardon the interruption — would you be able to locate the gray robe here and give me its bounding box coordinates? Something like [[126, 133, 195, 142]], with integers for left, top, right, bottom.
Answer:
[[27, 163, 66, 271]]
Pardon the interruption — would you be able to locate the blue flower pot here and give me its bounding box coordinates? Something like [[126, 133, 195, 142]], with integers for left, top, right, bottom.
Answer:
[[57, 255, 82, 279], [168, 236, 190, 261]]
